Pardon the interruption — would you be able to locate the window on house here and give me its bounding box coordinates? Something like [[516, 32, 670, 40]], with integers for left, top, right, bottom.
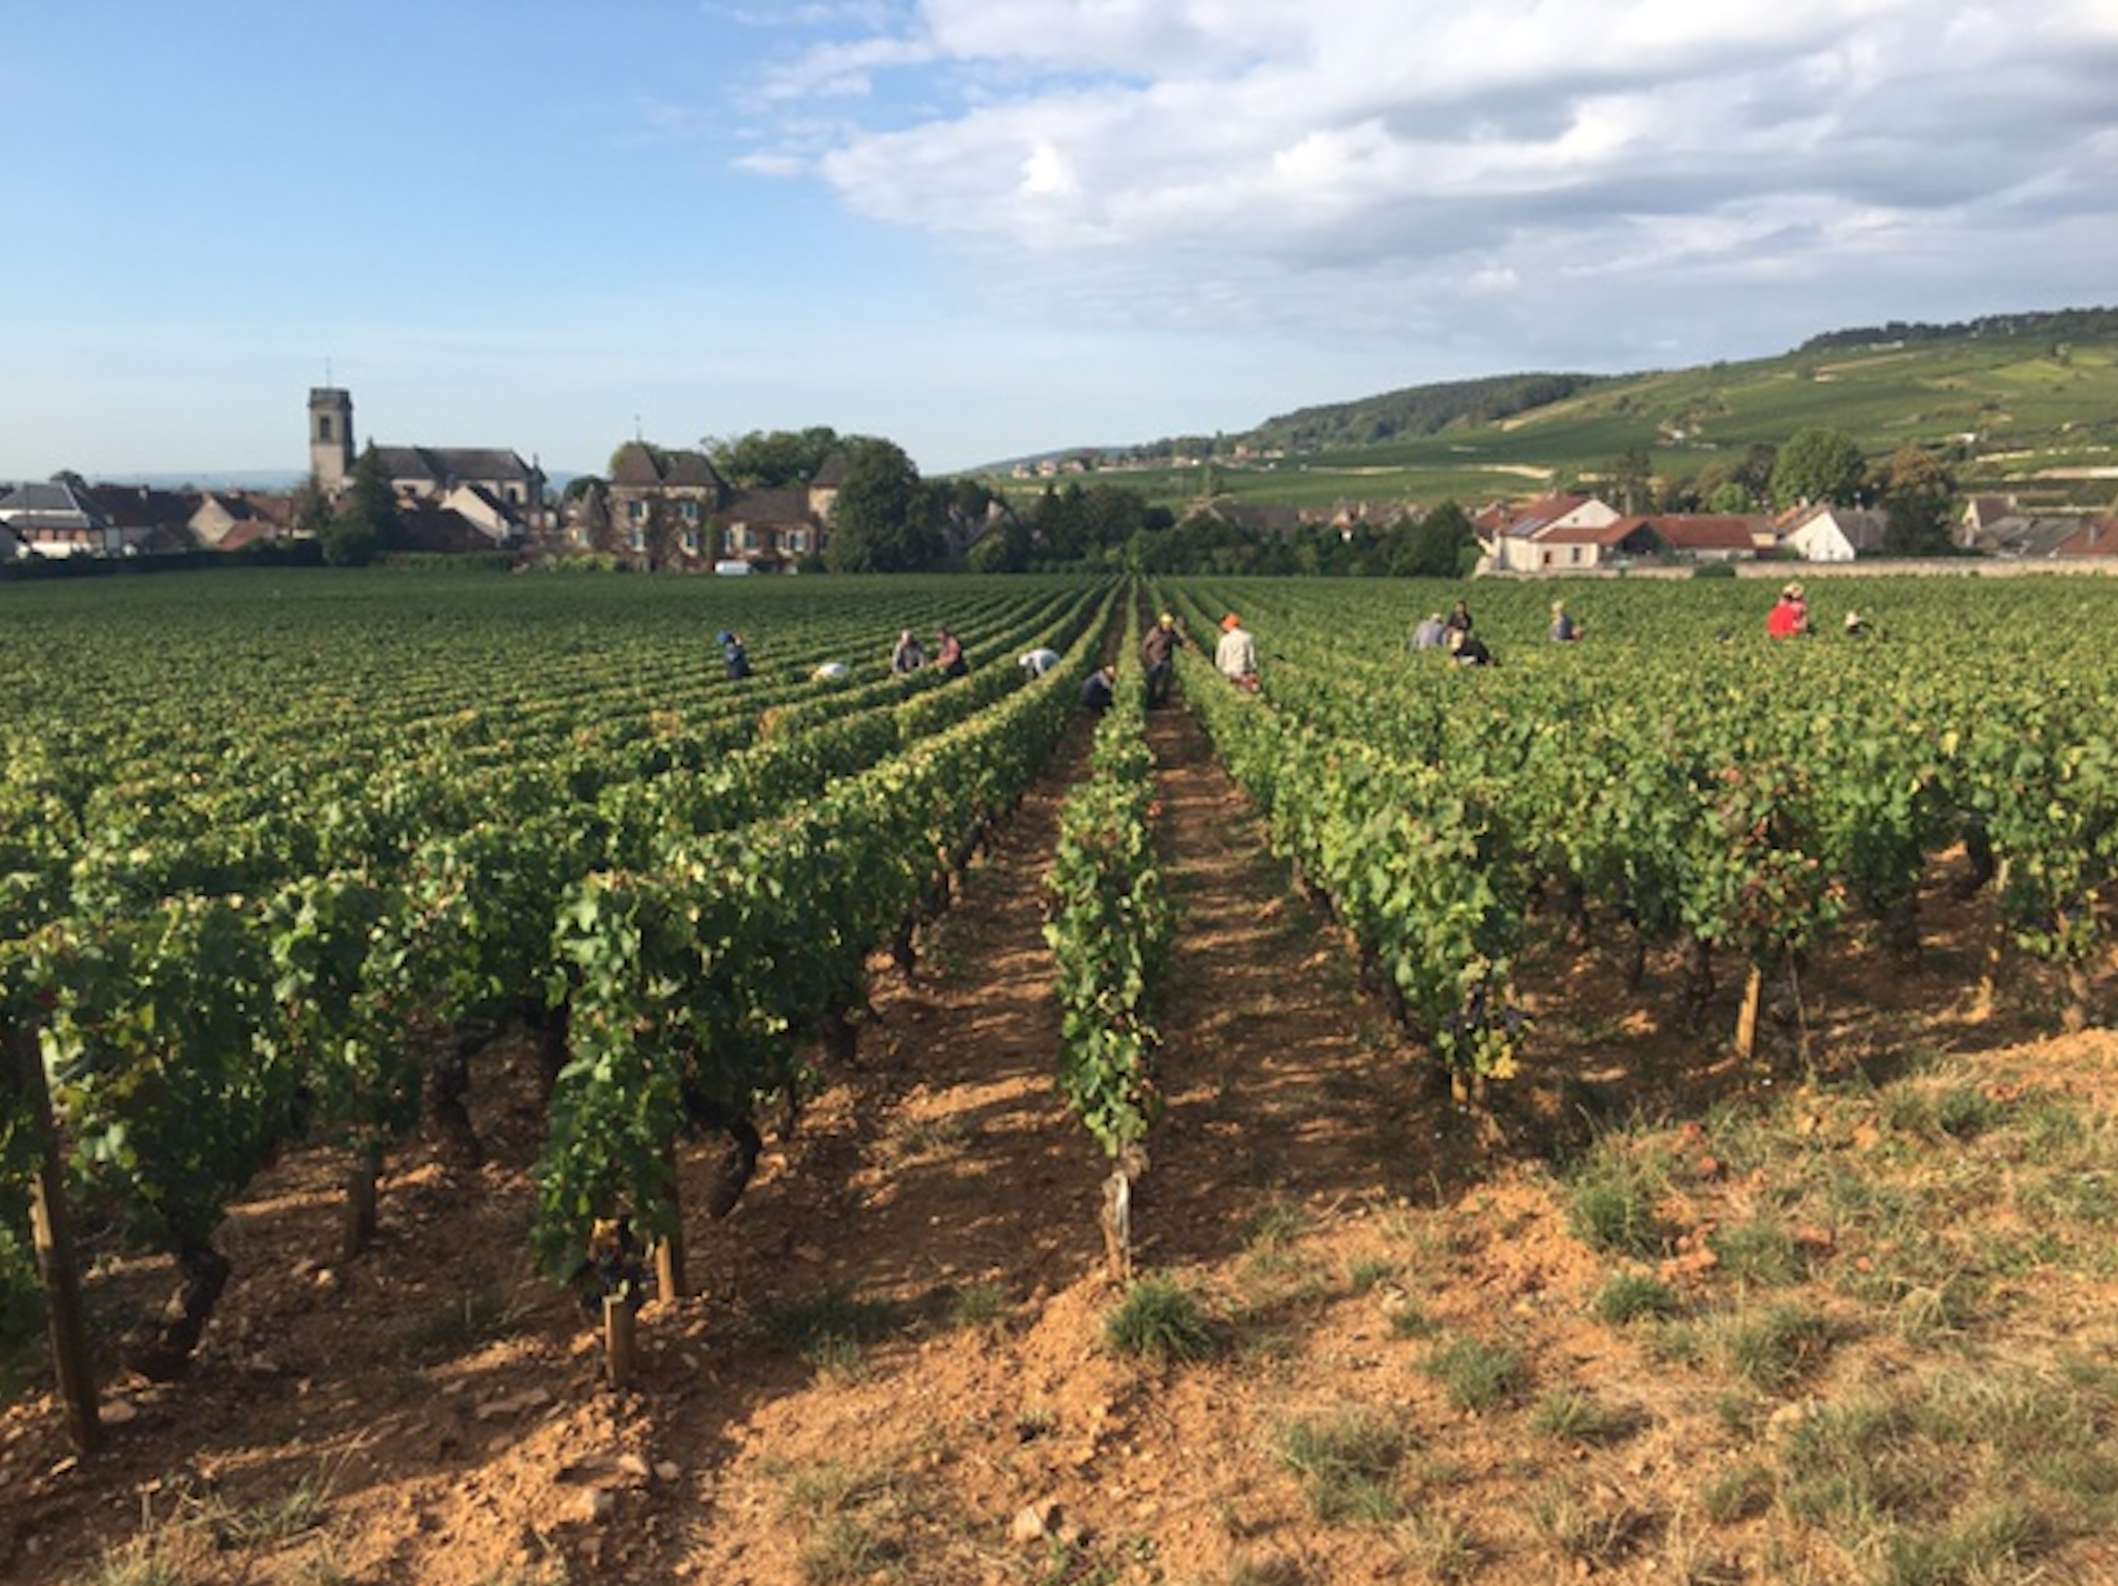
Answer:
[[629, 500, 646, 523], [682, 501, 699, 523], [318, 416, 334, 442], [1571, 547, 1584, 564]]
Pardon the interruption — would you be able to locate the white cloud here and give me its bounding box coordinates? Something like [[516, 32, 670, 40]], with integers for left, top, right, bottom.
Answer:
[[740, 0, 2118, 366]]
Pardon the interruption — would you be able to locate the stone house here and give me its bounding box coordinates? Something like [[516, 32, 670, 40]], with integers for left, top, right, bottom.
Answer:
[[598, 441, 835, 570]]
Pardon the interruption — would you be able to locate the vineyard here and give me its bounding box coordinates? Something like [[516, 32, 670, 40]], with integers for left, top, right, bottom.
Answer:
[[1, 570, 1109, 1391], [3, 567, 2117, 1585], [1156, 574, 2118, 1083]]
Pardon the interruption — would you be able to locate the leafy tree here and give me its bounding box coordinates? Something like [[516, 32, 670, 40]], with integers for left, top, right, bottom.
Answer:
[[824, 438, 942, 573], [966, 515, 1034, 573], [934, 475, 1002, 561], [1386, 500, 1476, 577], [290, 476, 334, 538], [1877, 445, 1957, 554], [1036, 482, 1160, 564], [1605, 447, 1655, 515], [707, 427, 841, 488], [1735, 443, 1779, 503], [1770, 428, 1866, 509], [320, 446, 400, 566]]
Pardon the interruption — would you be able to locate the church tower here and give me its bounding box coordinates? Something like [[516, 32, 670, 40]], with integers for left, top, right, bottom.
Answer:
[[308, 386, 355, 488]]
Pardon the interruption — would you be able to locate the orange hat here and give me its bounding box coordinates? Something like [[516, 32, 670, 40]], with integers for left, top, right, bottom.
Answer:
[[1221, 613, 1241, 631]]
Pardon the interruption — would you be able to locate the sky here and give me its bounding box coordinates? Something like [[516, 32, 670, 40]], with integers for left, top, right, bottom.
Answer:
[[5, 0, 2116, 483]]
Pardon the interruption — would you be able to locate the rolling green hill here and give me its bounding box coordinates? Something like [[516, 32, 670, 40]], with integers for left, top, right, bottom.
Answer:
[[1017, 308, 2118, 516]]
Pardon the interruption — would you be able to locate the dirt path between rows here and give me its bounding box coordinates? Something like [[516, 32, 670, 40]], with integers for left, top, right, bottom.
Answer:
[[661, 690, 1433, 1585]]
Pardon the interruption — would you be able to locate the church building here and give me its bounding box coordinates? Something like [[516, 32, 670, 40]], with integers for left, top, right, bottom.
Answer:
[[307, 387, 548, 537]]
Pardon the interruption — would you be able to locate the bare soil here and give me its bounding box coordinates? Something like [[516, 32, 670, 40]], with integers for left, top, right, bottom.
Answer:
[[3, 698, 2114, 1585]]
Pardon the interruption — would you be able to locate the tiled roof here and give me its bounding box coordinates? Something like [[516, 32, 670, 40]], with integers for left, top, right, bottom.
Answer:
[[1648, 514, 1769, 551], [662, 451, 724, 489], [609, 443, 722, 491], [1540, 517, 1647, 546], [82, 485, 195, 529], [721, 486, 810, 525], [0, 480, 102, 522], [2053, 516, 2118, 557], [376, 445, 539, 485]]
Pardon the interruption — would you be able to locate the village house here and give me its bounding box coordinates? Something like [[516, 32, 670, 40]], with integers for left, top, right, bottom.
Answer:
[[1954, 494, 2118, 560], [0, 480, 147, 558], [1642, 513, 1776, 561], [189, 490, 297, 551], [80, 485, 213, 556], [1958, 493, 2021, 547], [1776, 503, 1889, 562], [592, 440, 839, 571], [2033, 514, 2118, 559], [1518, 516, 1662, 570], [1473, 494, 1622, 572]]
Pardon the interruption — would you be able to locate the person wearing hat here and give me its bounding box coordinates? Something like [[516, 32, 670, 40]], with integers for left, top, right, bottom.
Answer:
[[890, 628, 927, 675], [1548, 599, 1581, 642], [1767, 582, 1810, 639], [1214, 612, 1258, 688], [1410, 611, 1448, 651], [1140, 611, 1184, 707]]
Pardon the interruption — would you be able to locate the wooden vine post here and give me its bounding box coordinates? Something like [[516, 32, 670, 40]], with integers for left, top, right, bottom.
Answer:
[[603, 1296, 636, 1387], [340, 1151, 379, 1262], [656, 1141, 686, 1301], [1100, 1169, 1133, 1285], [1735, 963, 1765, 1066], [8, 1023, 101, 1454]]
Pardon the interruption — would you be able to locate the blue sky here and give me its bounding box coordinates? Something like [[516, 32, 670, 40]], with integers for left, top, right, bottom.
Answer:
[[5, 0, 2116, 483]]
